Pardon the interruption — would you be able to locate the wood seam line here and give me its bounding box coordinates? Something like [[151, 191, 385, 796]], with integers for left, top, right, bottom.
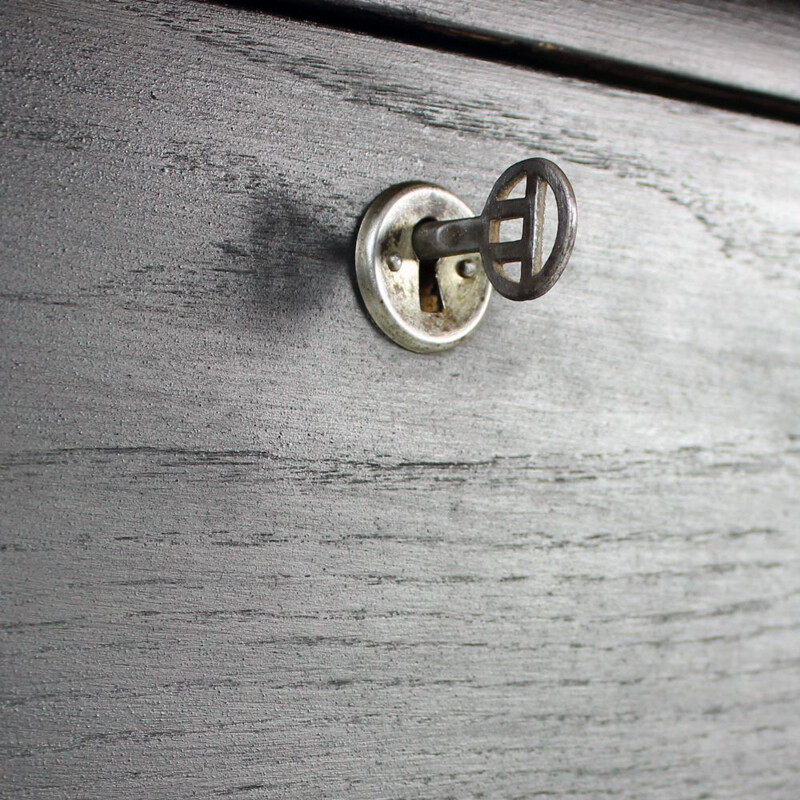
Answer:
[[210, 0, 800, 126]]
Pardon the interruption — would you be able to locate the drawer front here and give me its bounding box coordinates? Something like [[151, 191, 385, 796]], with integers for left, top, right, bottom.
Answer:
[[329, 0, 800, 102], [2, 1, 799, 797]]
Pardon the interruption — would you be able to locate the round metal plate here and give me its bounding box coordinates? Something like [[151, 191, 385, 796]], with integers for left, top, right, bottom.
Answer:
[[355, 183, 492, 353]]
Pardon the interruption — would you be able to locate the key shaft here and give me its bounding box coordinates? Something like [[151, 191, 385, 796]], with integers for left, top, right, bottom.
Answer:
[[412, 216, 483, 262]]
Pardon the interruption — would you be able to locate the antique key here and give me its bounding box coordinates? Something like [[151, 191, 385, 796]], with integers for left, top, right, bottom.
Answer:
[[355, 158, 577, 353], [413, 159, 576, 302]]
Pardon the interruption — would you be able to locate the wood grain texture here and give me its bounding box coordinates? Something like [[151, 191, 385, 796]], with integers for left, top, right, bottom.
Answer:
[[326, 0, 800, 103], [2, 0, 800, 797]]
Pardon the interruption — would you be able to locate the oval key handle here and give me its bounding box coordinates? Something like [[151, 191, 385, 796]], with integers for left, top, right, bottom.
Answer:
[[412, 158, 577, 301]]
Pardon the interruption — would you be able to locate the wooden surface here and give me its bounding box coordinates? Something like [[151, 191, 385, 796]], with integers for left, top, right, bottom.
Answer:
[[327, 0, 800, 103], [2, 0, 800, 797]]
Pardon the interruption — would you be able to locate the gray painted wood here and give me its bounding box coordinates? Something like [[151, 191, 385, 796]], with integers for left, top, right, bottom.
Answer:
[[333, 0, 800, 103], [2, 0, 800, 797]]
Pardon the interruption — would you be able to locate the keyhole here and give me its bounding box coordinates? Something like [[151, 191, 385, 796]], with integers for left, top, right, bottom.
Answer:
[[418, 258, 444, 313]]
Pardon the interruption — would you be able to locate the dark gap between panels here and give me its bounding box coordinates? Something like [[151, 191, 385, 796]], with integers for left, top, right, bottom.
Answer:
[[212, 0, 800, 126]]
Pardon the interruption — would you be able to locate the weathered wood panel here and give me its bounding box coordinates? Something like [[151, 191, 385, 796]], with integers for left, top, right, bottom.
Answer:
[[1, 1, 799, 798], [326, 0, 800, 103]]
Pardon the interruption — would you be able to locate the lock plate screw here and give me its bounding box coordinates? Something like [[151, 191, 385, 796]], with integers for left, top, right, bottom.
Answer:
[[457, 259, 478, 279], [387, 254, 403, 272]]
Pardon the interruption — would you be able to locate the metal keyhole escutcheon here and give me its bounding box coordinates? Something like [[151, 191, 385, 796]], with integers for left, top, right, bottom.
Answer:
[[355, 158, 577, 353]]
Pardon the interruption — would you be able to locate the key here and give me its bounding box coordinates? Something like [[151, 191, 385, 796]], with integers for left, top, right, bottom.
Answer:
[[412, 158, 577, 301]]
